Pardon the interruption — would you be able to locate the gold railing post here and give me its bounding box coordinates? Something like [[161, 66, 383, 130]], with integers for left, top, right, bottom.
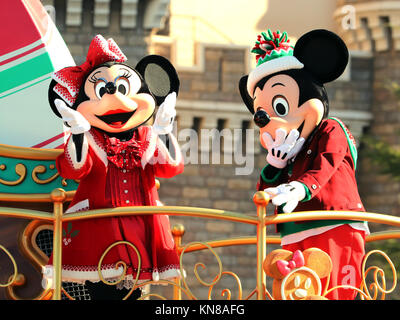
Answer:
[[253, 191, 269, 300], [171, 224, 185, 300], [51, 188, 66, 300]]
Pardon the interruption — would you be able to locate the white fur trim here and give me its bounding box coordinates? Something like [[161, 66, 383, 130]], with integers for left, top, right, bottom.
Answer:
[[158, 132, 182, 165], [65, 199, 89, 214], [152, 270, 160, 281], [85, 131, 108, 166], [247, 56, 304, 97], [141, 126, 158, 169], [42, 264, 124, 287], [152, 268, 182, 282], [65, 134, 89, 170], [146, 132, 182, 167], [41, 264, 182, 289]]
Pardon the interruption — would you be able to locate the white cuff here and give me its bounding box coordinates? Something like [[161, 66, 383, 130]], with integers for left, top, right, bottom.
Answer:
[[289, 181, 306, 201]]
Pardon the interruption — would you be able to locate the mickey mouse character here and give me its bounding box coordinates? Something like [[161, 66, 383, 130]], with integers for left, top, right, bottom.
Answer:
[[239, 29, 369, 300], [42, 35, 184, 300]]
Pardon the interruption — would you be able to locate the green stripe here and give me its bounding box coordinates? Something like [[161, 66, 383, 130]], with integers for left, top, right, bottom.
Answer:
[[0, 52, 53, 93], [279, 219, 359, 237], [0, 75, 51, 99], [299, 182, 312, 202], [260, 164, 282, 183], [329, 117, 358, 169]]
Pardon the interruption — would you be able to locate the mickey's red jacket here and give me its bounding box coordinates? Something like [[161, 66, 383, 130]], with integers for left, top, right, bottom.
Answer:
[[257, 118, 368, 239]]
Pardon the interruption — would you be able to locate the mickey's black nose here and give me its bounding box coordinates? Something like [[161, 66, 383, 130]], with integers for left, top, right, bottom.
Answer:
[[253, 109, 271, 128], [105, 82, 116, 94]]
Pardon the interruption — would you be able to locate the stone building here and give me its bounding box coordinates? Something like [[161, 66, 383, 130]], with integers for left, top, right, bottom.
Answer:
[[335, 0, 400, 219], [1, 0, 398, 299]]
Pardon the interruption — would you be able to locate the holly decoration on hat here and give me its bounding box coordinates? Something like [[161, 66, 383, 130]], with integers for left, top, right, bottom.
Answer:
[[251, 29, 294, 65]]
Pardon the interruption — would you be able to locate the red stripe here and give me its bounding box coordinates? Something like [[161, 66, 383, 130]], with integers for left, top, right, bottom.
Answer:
[[0, 42, 46, 66], [31, 132, 66, 148]]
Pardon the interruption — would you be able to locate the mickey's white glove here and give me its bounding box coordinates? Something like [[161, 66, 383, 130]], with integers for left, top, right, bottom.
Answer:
[[153, 92, 177, 135], [55, 99, 90, 135], [262, 128, 305, 169], [265, 181, 306, 213]]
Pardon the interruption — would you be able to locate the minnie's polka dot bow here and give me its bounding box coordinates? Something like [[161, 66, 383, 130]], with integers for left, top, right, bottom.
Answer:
[[105, 135, 149, 169], [52, 34, 127, 106]]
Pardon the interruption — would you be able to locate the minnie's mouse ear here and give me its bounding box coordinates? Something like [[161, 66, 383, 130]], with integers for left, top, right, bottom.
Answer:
[[135, 55, 180, 106], [293, 29, 349, 84]]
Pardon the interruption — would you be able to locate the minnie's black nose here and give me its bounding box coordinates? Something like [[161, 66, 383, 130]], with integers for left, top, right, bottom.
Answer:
[[253, 109, 271, 128], [105, 82, 116, 94]]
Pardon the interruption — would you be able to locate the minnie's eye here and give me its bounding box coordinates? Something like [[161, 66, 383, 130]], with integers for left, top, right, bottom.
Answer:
[[94, 81, 106, 99], [116, 78, 130, 95], [272, 95, 289, 117], [127, 72, 142, 95]]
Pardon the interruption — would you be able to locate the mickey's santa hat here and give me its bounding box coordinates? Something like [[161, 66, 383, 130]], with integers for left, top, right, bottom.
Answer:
[[247, 29, 303, 98]]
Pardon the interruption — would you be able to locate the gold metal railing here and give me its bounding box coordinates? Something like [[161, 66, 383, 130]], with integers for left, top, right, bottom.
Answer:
[[1, 188, 400, 300]]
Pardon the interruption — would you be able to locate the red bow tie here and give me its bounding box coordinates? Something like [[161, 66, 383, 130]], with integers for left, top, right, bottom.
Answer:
[[105, 135, 148, 169], [52, 35, 127, 106]]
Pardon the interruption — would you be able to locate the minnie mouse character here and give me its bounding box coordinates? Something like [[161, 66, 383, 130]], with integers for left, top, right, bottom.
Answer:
[[42, 35, 184, 300], [239, 29, 369, 300]]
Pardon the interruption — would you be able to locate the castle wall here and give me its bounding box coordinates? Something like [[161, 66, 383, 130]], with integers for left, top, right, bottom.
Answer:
[[0, 0, 380, 300], [336, 0, 400, 224]]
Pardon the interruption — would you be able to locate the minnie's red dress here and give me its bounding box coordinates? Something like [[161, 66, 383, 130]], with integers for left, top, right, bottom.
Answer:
[[43, 126, 184, 287]]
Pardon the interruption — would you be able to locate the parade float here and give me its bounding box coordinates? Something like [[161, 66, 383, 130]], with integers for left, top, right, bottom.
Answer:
[[0, 0, 400, 301]]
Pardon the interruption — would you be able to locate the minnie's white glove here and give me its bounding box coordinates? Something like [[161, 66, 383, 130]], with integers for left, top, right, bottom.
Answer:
[[262, 128, 305, 169], [265, 181, 306, 213], [153, 92, 177, 135], [55, 99, 91, 134]]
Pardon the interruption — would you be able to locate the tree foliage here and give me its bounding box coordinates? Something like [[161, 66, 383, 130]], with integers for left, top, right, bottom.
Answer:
[[362, 82, 400, 179], [360, 82, 400, 300]]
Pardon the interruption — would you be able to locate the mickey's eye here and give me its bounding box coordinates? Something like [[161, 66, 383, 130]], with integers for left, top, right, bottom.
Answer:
[[94, 81, 106, 99], [272, 95, 289, 117], [116, 78, 130, 95]]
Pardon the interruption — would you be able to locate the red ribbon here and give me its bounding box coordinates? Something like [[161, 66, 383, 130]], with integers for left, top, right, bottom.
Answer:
[[105, 134, 148, 169], [52, 35, 127, 106], [276, 250, 305, 276]]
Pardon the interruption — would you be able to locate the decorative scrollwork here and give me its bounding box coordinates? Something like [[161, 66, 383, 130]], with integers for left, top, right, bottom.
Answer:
[[31, 165, 60, 185], [6, 221, 54, 300], [134, 279, 193, 300], [359, 249, 397, 300], [62, 240, 195, 300], [97, 240, 142, 300], [0, 161, 73, 188], [207, 271, 243, 300], [0, 244, 18, 288], [322, 249, 397, 300], [0, 163, 27, 186], [179, 241, 242, 300]]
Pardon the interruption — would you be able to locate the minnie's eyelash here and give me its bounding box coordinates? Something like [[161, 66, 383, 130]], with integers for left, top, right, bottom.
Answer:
[[88, 72, 101, 83], [120, 69, 132, 78], [87, 69, 131, 84]]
